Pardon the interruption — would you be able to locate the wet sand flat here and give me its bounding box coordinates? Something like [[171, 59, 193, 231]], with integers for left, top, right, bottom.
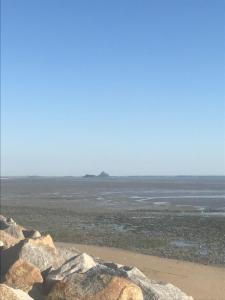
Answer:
[[57, 242, 225, 300]]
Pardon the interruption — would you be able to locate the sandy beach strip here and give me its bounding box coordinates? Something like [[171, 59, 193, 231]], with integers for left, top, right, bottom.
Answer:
[[56, 242, 225, 300]]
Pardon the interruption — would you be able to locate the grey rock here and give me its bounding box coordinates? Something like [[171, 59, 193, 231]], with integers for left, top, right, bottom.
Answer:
[[56, 244, 79, 262], [0, 215, 24, 239], [46, 265, 143, 300], [0, 216, 194, 300], [122, 266, 193, 300], [1, 235, 62, 277], [5, 224, 25, 239], [47, 253, 97, 282], [45, 246, 193, 300], [0, 215, 16, 229]]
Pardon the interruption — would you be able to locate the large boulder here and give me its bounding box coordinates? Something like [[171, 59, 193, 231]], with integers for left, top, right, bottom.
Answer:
[[26, 234, 56, 250], [0, 284, 34, 300], [47, 253, 97, 282], [45, 250, 193, 300], [93, 277, 143, 300], [46, 269, 143, 300], [5, 259, 43, 292], [1, 235, 62, 276], [0, 230, 20, 249]]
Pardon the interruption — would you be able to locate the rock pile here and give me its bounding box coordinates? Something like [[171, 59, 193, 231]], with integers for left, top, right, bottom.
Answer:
[[0, 215, 193, 300]]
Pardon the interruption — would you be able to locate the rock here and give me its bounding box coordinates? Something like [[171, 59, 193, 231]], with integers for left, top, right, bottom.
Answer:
[[23, 230, 41, 239], [145, 282, 194, 300], [17, 236, 60, 271], [1, 235, 62, 275], [45, 253, 97, 295], [27, 234, 56, 249], [5, 224, 25, 239], [47, 253, 97, 282], [5, 259, 43, 292], [46, 268, 143, 300], [0, 215, 25, 239], [123, 266, 147, 280], [0, 230, 20, 248], [93, 277, 143, 300], [0, 216, 194, 300], [45, 248, 193, 300], [98, 171, 110, 177], [52, 253, 97, 280], [0, 284, 34, 300], [57, 245, 79, 262], [103, 262, 125, 269], [0, 215, 16, 228], [122, 266, 193, 300], [0, 215, 41, 240]]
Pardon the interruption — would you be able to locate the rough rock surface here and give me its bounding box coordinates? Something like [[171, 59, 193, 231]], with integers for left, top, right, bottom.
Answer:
[[5, 259, 43, 292], [0, 215, 194, 300], [0, 230, 20, 248], [46, 262, 193, 300], [47, 253, 97, 282], [46, 270, 143, 300], [123, 266, 193, 300], [57, 244, 79, 262], [1, 235, 62, 277], [23, 230, 41, 239], [0, 215, 15, 229], [0, 215, 25, 239], [28, 235, 56, 249], [0, 283, 34, 300], [16, 236, 61, 271]]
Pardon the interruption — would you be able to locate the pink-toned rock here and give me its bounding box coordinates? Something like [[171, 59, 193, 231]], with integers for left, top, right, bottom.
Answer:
[[46, 264, 143, 300], [1, 234, 61, 275], [90, 277, 144, 300], [28, 234, 55, 250], [5, 259, 43, 292], [0, 284, 34, 300], [0, 230, 20, 248]]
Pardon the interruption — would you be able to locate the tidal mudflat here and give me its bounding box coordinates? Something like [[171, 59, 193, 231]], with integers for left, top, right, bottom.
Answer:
[[1, 176, 225, 266]]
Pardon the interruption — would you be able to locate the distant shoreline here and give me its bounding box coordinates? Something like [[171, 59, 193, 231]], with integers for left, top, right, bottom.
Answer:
[[1, 175, 225, 179]]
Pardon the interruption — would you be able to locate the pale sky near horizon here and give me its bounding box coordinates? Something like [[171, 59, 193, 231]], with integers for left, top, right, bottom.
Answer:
[[1, 0, 225, 176]]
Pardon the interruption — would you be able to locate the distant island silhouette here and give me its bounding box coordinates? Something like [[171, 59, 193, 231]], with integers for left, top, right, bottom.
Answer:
[[83, 171, 110, 178]]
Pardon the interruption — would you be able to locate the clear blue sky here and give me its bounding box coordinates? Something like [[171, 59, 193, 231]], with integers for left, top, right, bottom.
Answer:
[[1, 0, 225, 176]]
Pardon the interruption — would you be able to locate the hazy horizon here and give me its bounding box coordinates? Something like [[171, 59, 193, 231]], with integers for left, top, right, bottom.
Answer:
[[1, 173, 225, 178], [1, 0, 225, 176]]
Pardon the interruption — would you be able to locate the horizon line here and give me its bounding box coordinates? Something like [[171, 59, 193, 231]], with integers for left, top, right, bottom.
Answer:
[[1, 174, 225, 178]]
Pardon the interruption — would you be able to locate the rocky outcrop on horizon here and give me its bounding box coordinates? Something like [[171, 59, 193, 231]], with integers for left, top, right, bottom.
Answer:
[[0, 215, 193, 300], [83, 171, 110, 178]]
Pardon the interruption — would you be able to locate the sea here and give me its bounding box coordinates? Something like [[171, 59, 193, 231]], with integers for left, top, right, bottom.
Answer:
[[1, 176, 225, 214]]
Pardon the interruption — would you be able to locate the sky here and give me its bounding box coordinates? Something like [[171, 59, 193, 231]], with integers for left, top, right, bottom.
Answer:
[[1, 0, 225, 176]]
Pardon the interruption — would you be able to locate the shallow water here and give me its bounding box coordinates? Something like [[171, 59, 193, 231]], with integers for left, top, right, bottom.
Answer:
[[1, 176, 225, 213]]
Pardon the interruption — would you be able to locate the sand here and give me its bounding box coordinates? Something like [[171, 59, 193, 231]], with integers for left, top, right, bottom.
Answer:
[[56, 242, 225, 300]]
